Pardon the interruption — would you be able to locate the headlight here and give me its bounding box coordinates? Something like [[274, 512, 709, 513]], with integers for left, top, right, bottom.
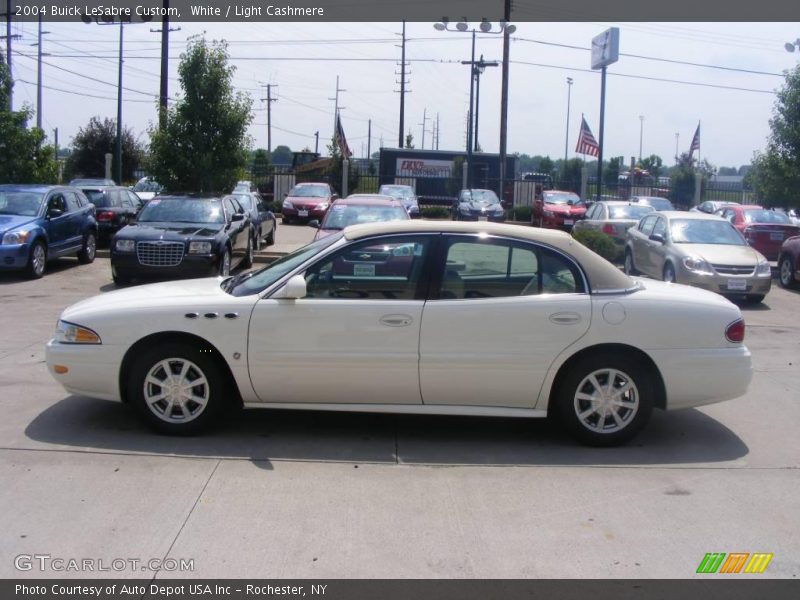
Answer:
[[115, 239, 135, 252], [756, 259, 771, 276], [282, 200, 294, 209], [54, 320, 101, 344], [317, 203, 329, 211], [2, 230, 31, 245], [189, 241, 213, 254], [683, 256, 714, 275]]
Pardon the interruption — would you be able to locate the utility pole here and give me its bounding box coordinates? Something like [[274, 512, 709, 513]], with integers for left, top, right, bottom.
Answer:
[[470, 55, 498, 152], [435, 112, 440, 150], [150, 0, 180, 128], [34, 14, 50, 130], [116, 21, 124, 184], [419, 108, 428, 150], [261, 83, 277, 152], [499, 0, 512, 202], [596, 66, 607, 201], [314, 131, 319, 154], [2, 0, 21, 111], [395, 20, 409, 148], [638, 115, 644, 162], [675, 132, 679, 164], [367, 119, 371, 160], [564, 77, 573, 166], [329, 75, 346, 139]]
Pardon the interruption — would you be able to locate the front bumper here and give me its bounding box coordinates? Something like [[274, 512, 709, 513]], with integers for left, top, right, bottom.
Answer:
[[111, 251, 219, 280], [0, 243, 30, 270], [46, 340, 126, 402], [541, 214, 578, 231], [677, 266, 772, 296], [458, 212, 505, 222]]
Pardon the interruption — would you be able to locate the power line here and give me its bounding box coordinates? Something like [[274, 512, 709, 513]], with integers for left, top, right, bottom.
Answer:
[[16, 78, 155, 103]]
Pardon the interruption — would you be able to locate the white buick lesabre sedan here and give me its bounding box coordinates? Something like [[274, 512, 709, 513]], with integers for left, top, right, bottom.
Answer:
[[46, 221, 752, 446]]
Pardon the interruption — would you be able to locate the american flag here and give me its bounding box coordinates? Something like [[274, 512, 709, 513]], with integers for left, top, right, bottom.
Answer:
[[334, 113, 352, 158], [689, 122, 700, 155], [575, 116, 600, 157]]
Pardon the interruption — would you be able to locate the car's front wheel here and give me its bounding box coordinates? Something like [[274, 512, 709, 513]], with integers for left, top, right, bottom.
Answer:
[[128, 342, 228, 435], [779, 255, 796, 289], [555, 353, 654, 446], [242, 237, 254, 269], [266, 226, 275, 246], [663, 263, 676, 283], [26, 241, 47, 279], [78, 231, 97, 264], [218, 247, 231, 276]]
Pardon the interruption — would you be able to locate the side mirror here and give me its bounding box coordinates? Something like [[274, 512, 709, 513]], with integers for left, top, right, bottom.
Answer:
[[308, 219, 321, 229], [47, 208, 64, 219], [649, 233, 665, 244], [231, 213, 245, 222], [275, 274, 307, 299]]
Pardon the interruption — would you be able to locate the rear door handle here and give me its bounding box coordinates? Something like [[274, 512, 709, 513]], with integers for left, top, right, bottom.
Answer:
[[380, 314, 413, 327], [549, 312, 581, 325]]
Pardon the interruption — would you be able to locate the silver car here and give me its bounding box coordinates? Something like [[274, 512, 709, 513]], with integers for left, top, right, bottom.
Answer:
[[572, 201, 655, 245], [624, 211, 772, 303]]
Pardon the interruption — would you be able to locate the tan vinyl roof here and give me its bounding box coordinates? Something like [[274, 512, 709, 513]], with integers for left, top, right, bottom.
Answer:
[[344, 220, 634, 292]]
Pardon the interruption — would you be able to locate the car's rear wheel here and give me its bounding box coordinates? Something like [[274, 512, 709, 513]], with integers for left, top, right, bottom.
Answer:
[[266, 226, 275, 246], [26, 241, 46, 279], [555, 354, 654, 446], [779, 255, 796, 289], [78, 231, 97, 264], [663, 263, 676, 283], [242, 237, 254, 269], [128, 343, 228, 435], [624, 249, 638, 276]]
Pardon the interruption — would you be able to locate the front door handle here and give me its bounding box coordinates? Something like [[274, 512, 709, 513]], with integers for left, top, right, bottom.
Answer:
[[549, 312, 581, 325], [380, 314, 413, 327]]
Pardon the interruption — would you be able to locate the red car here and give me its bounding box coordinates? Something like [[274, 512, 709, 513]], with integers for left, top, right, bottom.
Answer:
[[718, 205, 800, 261], [281, 182, 337, 224], [778, 235, 800, 289], [309, 194, 409, 241], [532, 190, 587, 231]]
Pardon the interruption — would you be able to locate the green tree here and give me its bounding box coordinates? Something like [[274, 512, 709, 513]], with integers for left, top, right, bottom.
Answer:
[[405, 132, 415, 149], [557, 158, 584, 194], [148, 36, 253, 193], [746, 64, 800, 208], [270, 144, 292, 165], [0, 55, 58, 183], [603, 156, 623, 184], [640, 154, 664, 179], [64, 116, 143, 183]]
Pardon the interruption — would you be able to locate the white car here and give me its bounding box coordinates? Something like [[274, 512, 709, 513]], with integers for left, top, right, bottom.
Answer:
[[46, 221, 752, 446]]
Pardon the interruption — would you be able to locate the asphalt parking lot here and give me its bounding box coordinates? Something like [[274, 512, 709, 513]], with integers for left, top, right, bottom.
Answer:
[[0, 222, 798, 579]]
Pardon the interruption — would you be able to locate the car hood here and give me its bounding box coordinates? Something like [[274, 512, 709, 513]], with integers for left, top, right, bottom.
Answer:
[[62, 277, 234, 322], [673, 243, 762, 264], [459, 201, 503, 211], [0, 214, 39, 234], [116, 222, 224, 239]]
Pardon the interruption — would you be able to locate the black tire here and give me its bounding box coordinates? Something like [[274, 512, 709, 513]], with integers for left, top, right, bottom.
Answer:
[[77, 231, 97, 264], [778, 255, 797, 289], [663, 262, 677, 283], [266, 225, 275, 246], [218, 247, 231, 276], [555, 353, 654, 446], [26, 240, 47, 279], [127, 342, 229, 435], [623, 249, 638, 276], [282, 216, 293, 225], [254, 229, 261, 252], [241, 237, 254, 269], [112, 274, 131, 286], [746, 294, 765, 303]]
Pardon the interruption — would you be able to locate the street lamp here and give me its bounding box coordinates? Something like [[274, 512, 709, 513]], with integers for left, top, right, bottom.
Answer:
[[473, 54, 499, 152], [638, 115, 644, 162], [433, 18, 515, 188], [82, 13, 152, 184], [564, 77, 573, 166], [785, 39, 800, 52]]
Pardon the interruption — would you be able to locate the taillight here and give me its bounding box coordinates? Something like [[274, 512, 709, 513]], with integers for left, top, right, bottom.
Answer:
[[743, 227, 753, 240], [97, 211, 114, 221], [725, 318, 745, 343], [602, 224, 615, 235]]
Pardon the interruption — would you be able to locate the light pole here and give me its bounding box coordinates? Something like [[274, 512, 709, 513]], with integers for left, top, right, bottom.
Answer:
[[675, 132, 680, 164], [83, 14, 152, 184], [638, 115, 644, 162], [564, 77, 573, 166], [472, 55, 498, 152], [785, 38, 800, 52], [32, 14, 50, 131], [434, 18, 515, 189]]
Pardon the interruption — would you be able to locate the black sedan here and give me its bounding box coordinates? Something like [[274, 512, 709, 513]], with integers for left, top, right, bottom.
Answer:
[[79, 186, 143, 244], [110, 195, 253, 285], [452, 189, 506, 222], [230, 191, 276, 249]]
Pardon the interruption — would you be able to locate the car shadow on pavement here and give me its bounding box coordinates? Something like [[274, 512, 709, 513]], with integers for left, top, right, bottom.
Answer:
[[24, 395, 749, 469], [0, 258, 81, 285]]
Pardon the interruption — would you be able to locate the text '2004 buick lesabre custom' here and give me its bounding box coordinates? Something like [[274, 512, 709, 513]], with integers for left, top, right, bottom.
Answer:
[[46, 221, 752, 446]]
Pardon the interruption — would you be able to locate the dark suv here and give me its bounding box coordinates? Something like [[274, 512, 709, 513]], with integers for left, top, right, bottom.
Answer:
[[77, 186, 143, 244]]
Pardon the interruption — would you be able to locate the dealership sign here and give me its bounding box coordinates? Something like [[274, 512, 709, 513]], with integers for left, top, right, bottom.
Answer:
[[396, 159, 452, 178]]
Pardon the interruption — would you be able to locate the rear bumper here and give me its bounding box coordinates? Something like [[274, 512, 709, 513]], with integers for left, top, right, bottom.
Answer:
[[282, 206, 327, 221]]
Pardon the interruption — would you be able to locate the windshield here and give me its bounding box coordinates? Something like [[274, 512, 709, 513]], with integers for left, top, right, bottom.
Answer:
[[321, 204, 409, 230], [379, 186, 413, 199], [608, 205, 654, 219], [670, 219, 746, 245], [462, 190, 500, 204], [544, 192, 581, 205], [639, 197, 673, 211], [743, 209, 790, 224], [133, 180, 161, 193], [233, 194, 254, 210], [0, 191, 45, 216], [83, 190, 112, 207], [230, 234, 342, 296], [137, 198, 225, 224], [289, 185, 329, 198]]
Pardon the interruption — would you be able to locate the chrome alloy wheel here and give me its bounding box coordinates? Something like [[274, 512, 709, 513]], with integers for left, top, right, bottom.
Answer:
[[32, 244, 46, 277], [573, 368, 640, 434], [143, 358, 210, 423]]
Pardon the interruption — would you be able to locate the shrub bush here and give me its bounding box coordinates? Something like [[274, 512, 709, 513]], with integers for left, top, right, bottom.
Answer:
[[421, 206, 451, 219], [572, 230, 621, 263], [505, 206, 532, 222]]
